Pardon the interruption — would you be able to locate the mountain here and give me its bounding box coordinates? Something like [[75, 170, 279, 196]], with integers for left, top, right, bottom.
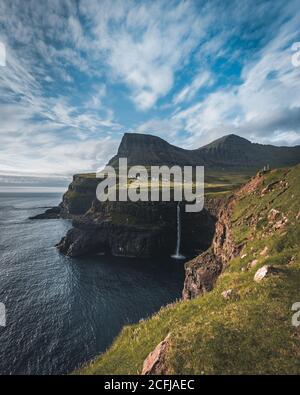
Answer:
[[108, 132, 300, 169], [108, 132, 197, 167], [198, 134, 300, 168]]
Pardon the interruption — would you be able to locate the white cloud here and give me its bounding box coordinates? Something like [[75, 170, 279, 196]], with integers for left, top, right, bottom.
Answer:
[[0, 36, 121, 175], [85, 85, 107, 110], [79, 0, 209, 110], [0, 0, 300, 179], [136, 117, 184, 143], [171, 10, 300, 147], [136, 4, 300, 149], [0, 41, 6, 66], [173, 71, 213, 105]]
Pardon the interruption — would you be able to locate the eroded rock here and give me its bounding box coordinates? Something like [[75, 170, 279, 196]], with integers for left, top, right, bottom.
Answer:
[[141, 333, 171, 375], [183, 250, 222, 300], [247, 259, 259, 270], [254, 265, 278, 282], [183, 193, 242, 300], [260, 246, 269, 256], [268, 209, 281, 223], [221, 289, 233, 300]]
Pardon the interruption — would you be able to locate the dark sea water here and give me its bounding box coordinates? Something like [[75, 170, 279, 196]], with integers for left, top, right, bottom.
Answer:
[[0, 192, 184, 375]]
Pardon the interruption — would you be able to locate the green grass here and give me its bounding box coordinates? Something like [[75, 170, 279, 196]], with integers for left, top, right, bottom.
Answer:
[[73, 168, 253, 198], [76, 165, 300, 375]]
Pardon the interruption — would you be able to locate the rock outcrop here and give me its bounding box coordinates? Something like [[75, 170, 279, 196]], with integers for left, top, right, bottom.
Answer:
[[59, 175, 100, 217], [30, 174, 99, 219], [141, 334, 171, 375], [29, 206, 61, 219], [182, 250, 222, 299], [254, 265, 279, 282]]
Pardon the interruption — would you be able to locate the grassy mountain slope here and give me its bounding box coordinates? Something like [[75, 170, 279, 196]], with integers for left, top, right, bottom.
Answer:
[[77, 164, 300, 375]]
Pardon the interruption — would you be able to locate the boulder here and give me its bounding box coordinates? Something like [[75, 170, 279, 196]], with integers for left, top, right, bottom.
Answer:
[[268, 209, 281, 223], [254, 265, 278, 283], [247, 259, 259, 270], [274, 217, 288, 230], [221, 289, 233, 300], [260, 246, 269, 256], [141, 334, 171, 375]]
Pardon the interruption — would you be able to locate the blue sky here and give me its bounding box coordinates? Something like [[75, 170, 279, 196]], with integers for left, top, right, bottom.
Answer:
[[0, 0, 300, 180]]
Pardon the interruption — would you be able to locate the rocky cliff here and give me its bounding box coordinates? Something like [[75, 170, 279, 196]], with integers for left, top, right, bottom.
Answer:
[[31, 165, 219, 259], [30, 174, 99, 219], [56, 199, 216, 258], [182, 169, 274, 299], [59, 174, 99, 216]]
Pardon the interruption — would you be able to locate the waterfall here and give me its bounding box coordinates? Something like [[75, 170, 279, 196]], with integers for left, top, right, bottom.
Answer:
[[171, 202, 185, 259]]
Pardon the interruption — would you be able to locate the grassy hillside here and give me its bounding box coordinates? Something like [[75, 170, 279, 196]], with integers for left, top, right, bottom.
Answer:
[[72, 168, 253, 200], [77, 164, 300, 375], [204, 168, 254, 197]]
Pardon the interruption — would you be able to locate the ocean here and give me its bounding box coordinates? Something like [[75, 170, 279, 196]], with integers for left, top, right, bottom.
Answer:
[[0, 192, 184, 375]]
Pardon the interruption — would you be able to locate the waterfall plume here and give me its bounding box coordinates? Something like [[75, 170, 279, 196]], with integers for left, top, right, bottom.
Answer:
[[171, 202, 185, 260]]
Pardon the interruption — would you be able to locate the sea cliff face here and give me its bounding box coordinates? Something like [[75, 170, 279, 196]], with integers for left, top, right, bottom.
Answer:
[[31, 170, 219, 259], [182, 199, 240, 299], [56, 199, 216, 258], [59, 174, 99, 216], [30, 174, 99, 219]]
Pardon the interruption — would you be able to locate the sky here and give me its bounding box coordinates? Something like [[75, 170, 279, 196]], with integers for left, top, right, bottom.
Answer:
[[0, 0, 300, 186]]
